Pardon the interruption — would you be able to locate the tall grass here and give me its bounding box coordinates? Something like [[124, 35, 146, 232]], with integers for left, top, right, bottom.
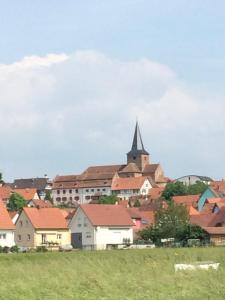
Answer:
[[0, 248, 224, 299]]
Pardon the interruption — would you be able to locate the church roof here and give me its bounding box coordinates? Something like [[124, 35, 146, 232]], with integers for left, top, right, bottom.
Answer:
[[127, 122, 149, 156], [119, 163, 141, 174]]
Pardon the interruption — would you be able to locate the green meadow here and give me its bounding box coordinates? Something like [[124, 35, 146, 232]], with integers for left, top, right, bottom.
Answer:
[[0, 248, 225, 300]]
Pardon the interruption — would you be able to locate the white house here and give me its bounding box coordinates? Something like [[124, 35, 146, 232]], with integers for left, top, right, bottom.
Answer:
[[111, 176, 152, 200], [69, 204, 134, 250], [0, 199, 15, 247]]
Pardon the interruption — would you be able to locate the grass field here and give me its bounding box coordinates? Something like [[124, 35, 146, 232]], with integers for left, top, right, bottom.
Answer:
[[0, 248, 225, 300]]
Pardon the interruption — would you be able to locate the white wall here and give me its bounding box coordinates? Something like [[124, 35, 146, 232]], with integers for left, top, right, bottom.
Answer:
[[0, 230, 15, 247], [52, 186, 111, 206], [95, 227, 133, 250], [69, 207, 95, 247]]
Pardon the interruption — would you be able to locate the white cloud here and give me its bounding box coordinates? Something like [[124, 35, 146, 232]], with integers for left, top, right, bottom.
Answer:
[[1, 50, 225, 180]]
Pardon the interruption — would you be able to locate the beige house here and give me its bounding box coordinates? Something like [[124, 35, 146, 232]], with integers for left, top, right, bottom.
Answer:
[[15, 207, 70, 249]]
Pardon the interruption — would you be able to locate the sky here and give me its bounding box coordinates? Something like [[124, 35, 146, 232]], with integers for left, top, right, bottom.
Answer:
[[1, 0, 225, 181]]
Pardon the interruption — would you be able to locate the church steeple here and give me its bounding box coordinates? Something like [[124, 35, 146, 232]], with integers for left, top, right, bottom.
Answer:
[[127, 122, 150, 171], [130, 121, 149, 156]]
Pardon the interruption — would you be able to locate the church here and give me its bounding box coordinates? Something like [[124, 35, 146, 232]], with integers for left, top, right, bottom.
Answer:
[[52, 122, 168, 205]]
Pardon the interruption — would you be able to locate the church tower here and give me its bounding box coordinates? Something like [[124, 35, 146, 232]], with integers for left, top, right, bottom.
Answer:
[[127, 122, 150, 171]]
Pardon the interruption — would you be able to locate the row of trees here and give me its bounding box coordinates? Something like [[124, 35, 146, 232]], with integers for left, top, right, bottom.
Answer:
[[161, 181, 208, 202]]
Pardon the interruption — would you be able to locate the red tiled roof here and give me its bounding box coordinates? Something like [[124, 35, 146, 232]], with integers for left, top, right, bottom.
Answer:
[[0, 186, 12, 202], [119, 163, 141, 174], [80, 204, 133, 226], [210, 180, 225, 193], [22, 208, 68, 229], [148, 187, 164, 200], [172, 195, 200, 206], [189, 206, 200, 216], [30, 199, 53, 208], [203, 227, 225, 234], [206, 198, 225, 204], [0, 199, 15, 230], [208, 206, 225, 227], [14, 188, 38, 201], [190, 214, 215, 227], [112, 176, 148, 191]]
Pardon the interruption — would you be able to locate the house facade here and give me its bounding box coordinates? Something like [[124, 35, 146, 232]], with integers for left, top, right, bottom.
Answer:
[[0, 199, 15, 247], [15, 208, 70, 249], [69, 204, 133, 250], [111, 176, 152, 200]]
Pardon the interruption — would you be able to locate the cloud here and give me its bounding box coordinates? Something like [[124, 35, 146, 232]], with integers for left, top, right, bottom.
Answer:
[[1, 50, 225, 181]]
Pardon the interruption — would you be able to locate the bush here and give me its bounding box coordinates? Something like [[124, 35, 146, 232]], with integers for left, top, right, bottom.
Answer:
[[0, 246, 3, 253], [10, 245, 19, 253], [36, 246, 48, 252], [2, 246, 10, 253]]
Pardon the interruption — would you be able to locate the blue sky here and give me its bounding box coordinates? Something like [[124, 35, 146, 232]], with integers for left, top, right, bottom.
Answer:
[[1, 1, 225, 181]]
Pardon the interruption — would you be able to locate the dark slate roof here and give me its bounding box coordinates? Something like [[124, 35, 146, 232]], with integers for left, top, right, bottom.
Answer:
[[127, 122, 149, 156], [12, 178, 50, 190]]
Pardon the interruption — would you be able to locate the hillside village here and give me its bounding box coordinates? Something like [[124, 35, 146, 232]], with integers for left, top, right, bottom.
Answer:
[[1, 122, 225, 251]]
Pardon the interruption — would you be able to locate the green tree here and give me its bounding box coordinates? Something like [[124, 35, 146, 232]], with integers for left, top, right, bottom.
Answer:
[[187, 181, 208, 195], [98, 195, 118, 204], [45, 190, 53, 203], [162, 182, 187, 201], [0, 172, 4, 185], [7, 192, 26, 211], [139, 203, 188, 244]]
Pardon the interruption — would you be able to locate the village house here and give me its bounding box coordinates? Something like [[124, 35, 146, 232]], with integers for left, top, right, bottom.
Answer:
[[0, 199, 15, 247], [52, 122, 168, 206], [69, 204, 133, 250], [111, 176, 152, 200], [15, 207, 70, 250], [14, 188, 40, 202], [11, 177, 52, 199]]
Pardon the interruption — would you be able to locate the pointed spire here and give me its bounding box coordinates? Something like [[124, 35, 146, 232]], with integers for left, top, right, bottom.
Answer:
[[128, 121, 149, 156]]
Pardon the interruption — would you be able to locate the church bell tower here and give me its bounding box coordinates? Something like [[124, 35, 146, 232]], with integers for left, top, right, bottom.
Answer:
[[127, 122, 150, 171]]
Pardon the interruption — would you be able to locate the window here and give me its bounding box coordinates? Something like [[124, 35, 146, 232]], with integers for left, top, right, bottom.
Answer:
[[133, 156, 136, 160], [57, 190, 60, 194], [91, 189, 94, 192], [26, 220, 29, 226], [78, 218, 82, 227], [63, 190, 66, 194], [102, 188, 106, 192], [74, 196, 79, 201], [19, 220, 23, 227], [84, 217, 88, 227], [69, 197, 72, 201], [75, 189, 79, 193], [57, 234, 62, 239], [27, 234, 31, 241], [85, 196, 90, 200], [86, 232, 91, 238], [69, 190, 72, 194], [97, 189, 100, 192], [56, 197, 61, 202], [62, 197, 67, 202], [86, 189, 89, 192], [0, 234, 6, 239], [42, 234, 47, 244], [18, 235, 21, 241]]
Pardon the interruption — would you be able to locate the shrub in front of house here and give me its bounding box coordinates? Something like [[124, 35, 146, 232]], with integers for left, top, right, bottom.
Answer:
[[10, 245, 19, 253], [36, 246, 48, 252]]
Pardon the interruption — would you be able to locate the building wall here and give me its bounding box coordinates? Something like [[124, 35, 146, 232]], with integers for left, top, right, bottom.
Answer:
[[34, 230, 71, 247], [210, 234, 225, 246], [15, 211, 35, 248], [112, 178, 152, 200], [95, 227, 133, 250], [0, 230, 15, 247], [127, 154, 149, 171], [69, 207, 95, 247], [52, 186, 111, 206], [198, 188, 216, 211]]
